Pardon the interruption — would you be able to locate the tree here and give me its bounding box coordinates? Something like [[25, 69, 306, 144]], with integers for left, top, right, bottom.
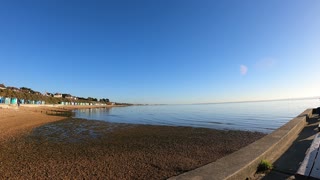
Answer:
[[88, 97, 98, 102], [20, 87, 34, 94], [99, 98, 110, 103]]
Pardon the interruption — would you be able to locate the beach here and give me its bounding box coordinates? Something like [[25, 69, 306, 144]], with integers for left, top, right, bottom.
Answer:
[[0, 106, 265, 179]]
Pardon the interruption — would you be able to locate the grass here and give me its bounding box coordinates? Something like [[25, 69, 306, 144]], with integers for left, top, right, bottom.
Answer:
[[257, 160, 273, 172]]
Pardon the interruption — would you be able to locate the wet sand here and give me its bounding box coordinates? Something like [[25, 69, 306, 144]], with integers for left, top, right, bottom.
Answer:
[[0, 106, 265, 179], [0, 106, 66, 142]]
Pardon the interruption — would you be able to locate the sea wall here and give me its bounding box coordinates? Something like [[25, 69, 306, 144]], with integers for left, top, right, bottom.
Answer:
[[169, 108, 313, 180]]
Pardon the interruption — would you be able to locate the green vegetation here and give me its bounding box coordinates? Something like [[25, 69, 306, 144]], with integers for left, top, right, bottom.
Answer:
[[257, 160, 273, 172], [0, 87, 111, 105]]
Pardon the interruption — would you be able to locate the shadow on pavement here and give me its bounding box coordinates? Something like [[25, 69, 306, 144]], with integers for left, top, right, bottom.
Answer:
[[260, 113, 319, 180]]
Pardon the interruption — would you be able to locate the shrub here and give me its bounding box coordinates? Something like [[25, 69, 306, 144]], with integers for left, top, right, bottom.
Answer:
[[257, 160, 273, 172]]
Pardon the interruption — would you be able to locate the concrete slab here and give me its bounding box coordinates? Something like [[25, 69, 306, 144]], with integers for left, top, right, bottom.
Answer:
[[257, 171, 295, 180]]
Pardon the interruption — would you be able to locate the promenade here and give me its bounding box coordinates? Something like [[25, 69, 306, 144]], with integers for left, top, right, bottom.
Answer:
[[256, 110, 320, 179]]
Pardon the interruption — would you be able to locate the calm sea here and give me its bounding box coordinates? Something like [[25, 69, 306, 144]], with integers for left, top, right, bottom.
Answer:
[[74, 98, 320, 133]]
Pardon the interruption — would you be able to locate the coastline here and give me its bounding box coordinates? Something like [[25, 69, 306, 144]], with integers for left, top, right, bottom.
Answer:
[[0, 105, 119, 142], [0, 105, 265, 179]]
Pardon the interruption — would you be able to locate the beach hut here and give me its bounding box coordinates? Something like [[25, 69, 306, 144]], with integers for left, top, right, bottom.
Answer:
[[60, 102, 66, 105], [20, 99, 25, 104], [0, 96, 4, 103], [5, 98, 11, 104], [42, 101, 45, 105], [11, 98, 17, 104]]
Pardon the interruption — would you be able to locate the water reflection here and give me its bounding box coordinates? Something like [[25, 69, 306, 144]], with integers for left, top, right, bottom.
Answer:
[[73, 99, 320, 133], [77, 107, 111, 117]]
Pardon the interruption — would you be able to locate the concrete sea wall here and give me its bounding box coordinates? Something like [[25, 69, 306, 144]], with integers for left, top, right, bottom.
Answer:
[[169, 109, 314, 180]]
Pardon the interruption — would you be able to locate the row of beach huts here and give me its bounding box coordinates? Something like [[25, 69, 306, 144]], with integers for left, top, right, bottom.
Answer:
[[58, 102, 97, 106], [0, 96, 45, 105], [0, 96, 107, 106]]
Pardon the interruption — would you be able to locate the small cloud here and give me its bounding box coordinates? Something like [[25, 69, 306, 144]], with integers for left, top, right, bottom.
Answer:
[[240, 65, 248, 75]]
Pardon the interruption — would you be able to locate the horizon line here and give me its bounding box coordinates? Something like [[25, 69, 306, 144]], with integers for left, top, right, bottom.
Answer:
[[144, 96, 320, 106]]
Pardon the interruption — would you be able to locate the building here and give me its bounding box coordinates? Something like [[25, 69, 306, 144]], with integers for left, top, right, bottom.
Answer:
[[0, 84, 6, 90], [10, 98, 17, 104], [44, 92, 54, 97], [54, 93, 62, 98], [4, 98, 11, 104], [33, 91, 42, 95], [0, 96, 4, 103], [65, 95, 77, 100]]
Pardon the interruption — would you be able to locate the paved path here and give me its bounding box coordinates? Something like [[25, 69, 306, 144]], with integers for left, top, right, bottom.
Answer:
[[257, 113, 320, 179]]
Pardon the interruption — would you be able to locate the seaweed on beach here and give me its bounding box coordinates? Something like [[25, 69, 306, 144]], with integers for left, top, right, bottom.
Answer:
[[45, 110, 74, 117]]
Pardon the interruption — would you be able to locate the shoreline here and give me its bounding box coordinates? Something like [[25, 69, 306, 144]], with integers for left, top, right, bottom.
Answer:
[[0, 105, 265, 179]]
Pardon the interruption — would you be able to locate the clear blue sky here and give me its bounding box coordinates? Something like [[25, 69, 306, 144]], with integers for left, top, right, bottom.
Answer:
[[0, 0, 319, 104]]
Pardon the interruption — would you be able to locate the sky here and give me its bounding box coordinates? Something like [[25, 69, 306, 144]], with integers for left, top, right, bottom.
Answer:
[[0, 0, 319, 104]]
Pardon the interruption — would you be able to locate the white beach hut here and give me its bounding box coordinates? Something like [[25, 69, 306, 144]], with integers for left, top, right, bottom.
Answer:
[[5, 98, 11, 104]]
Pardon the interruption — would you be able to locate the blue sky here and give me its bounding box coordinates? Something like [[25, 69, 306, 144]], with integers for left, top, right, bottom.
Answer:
[[0, 0, 319, 104]]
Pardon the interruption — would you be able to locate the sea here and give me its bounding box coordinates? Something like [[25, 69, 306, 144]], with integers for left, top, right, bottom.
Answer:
[[73, 98, 320, 133]]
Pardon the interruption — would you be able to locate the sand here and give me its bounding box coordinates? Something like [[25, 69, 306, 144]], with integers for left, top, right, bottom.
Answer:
[[0, 105, 265, 179], [0, 106, 65, 142]]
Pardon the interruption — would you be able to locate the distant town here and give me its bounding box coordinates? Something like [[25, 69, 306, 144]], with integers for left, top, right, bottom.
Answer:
[[0, 83, 131, 106]]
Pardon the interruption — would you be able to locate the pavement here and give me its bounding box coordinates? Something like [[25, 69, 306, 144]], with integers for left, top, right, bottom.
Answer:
[[255, 112, 320, 180]]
